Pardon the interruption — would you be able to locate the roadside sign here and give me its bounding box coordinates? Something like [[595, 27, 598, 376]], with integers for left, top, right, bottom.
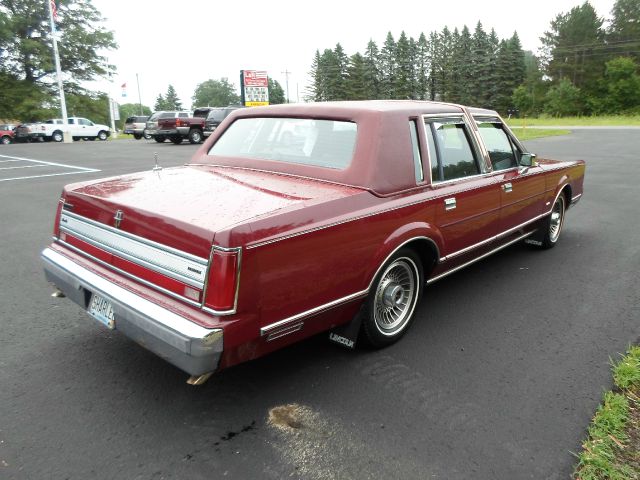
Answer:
[[240, 70, 269, 107]]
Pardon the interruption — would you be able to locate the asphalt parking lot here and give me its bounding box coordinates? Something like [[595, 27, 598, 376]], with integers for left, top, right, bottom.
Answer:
[[1, 131, 638, 479]]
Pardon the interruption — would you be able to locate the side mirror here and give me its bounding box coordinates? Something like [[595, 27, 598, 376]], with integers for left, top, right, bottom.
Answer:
[[520, 153, 537, 168]]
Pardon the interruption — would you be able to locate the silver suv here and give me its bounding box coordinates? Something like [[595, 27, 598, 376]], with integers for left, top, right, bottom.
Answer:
[[124, 116, 150, 140], [146, 111, 192, 143]]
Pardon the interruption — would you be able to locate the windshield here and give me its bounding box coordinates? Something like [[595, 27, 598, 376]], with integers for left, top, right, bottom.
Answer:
[[208, 118, 357, 170]]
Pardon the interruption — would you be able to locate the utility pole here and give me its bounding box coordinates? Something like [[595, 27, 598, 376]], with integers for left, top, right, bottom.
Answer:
[[281, 69, 291, 103], [47, 0, 67, 123], [136, 73, 143, 115]]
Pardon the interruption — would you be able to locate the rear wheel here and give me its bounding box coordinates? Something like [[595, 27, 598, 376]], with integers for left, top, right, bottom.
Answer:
[[154, 135, 166, 143], [188, 129, 203, 144], [133, 133, 142, 140], [360, 248, 423, 348], [52, 130, 63, 142], [143, 129, 151, 140], [170, 136, 182, 145], [1, 135, 11, 145], [97, 131, 108, 141]]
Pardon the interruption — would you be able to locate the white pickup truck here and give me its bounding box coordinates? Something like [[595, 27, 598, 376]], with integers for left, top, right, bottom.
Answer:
[[30, 117, 111, 142]]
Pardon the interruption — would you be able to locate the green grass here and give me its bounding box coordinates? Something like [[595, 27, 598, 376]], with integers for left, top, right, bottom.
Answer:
[[510, 127, 571, 140], [507, 115, 640, 127], [574, 346, 640, 480]]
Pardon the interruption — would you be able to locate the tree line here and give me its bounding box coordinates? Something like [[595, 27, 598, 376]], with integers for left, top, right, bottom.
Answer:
[[307, 0, 640, 117]]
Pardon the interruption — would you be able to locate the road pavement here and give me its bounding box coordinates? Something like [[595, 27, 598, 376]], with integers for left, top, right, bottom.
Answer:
[[0, 132, 638, 479]]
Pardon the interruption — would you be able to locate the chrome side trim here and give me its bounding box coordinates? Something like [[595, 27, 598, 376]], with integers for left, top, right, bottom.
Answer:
[[571, 193, 582, 204], [57, 239, 203, 308], [42, 247, 218, 339], [441, 210, 549, 261], [427, 231, 535, 284], [260, 289, 368, 339], [60, 211, 208, 287]]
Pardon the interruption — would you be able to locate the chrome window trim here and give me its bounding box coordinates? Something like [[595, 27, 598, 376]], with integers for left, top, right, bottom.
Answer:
[[57, 239, 203, 308]]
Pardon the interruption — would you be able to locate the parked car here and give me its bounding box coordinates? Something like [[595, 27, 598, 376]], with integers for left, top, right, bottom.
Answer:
[[146, 111, 192, 143], [14, 123, 38, 142], [0, 124, 16, 144], [27, 117, 111, 142], [155, 107, 212, 144], [123, 115, 150, 140], [204, 106, 242, 137], [42, 101, 585, 384]]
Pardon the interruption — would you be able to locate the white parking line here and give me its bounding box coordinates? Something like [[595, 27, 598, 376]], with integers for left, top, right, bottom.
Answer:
[[0, 164, 47, 170], [0, 154, 100, 182]]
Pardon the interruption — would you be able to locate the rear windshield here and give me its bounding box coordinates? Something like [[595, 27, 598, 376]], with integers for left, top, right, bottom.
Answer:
[[208, 118, 357, 170], [206, 109, 226, 122], [125, 116, 136, 123]]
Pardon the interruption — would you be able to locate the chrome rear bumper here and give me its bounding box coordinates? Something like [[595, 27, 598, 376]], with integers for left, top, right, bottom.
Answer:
[[41, 247, 223, 376]]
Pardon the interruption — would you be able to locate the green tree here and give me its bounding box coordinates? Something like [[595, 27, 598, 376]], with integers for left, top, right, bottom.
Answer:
[[512, 85, 535, 116], [0, 73, 51, 120], [544, 79, 583, 116], [601, 57, 640, 112], [416, 33, 429, 100], [0, 0, 116, 84], [66, 91, 109, 125], [608, 0, 640, 62], [191, 78, 240, 107], [471, 22, 491, 106], [395, 31, 413, 99], [380, 32, 396, 98], [306, 50, 325, 101], [540, 1, 606, 92], [363, 39, 381, 99], [164, 85, 182, 110], [268, 78, 285, 104], [154, 94, 167, 111], [455, 26, 474, 105], [118, 103, 152, 127], [345, 52, 368, 100]]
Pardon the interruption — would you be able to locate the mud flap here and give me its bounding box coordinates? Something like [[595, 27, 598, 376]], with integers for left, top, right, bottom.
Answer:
[[328, 307, 363, 350]]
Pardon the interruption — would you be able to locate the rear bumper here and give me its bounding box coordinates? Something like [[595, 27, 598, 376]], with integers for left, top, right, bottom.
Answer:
[[41, 247, 223, 376], [156, 127, 189, 136]]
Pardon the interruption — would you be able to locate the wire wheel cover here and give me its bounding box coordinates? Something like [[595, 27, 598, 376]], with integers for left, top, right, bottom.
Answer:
[[373, 258, 417, 334]]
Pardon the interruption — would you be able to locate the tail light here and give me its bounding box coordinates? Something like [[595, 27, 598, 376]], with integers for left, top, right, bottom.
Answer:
[[53, 197, 65, 238], [203, 247, 241, 313], [176, 118, 183, 127]]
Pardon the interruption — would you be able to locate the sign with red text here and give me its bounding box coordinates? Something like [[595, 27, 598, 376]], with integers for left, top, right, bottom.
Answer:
[[240, 70, 269, 107]]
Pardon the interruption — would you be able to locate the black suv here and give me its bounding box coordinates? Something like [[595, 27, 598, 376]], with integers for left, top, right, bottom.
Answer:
[[204, 106, 242, 137]]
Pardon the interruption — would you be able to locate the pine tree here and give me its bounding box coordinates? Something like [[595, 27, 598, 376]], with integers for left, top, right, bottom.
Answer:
[[306, 50, 325, 101], [380, 32, 397, 98], [428, 31, 440, 100], [416, 33, 430, 100], [154, 94, 167, 111], [471, 22, 491, 107], [333, 43, 349, 100], [608, 0, 640, 61], [456, 26, 474, 105], [345, 53, 368, 100], [486, 28, 501, 109], [363, 40, 381, 99], [395, 31, 413, 99], [439, 27, 454, 101], [164, 85, 182, 110]]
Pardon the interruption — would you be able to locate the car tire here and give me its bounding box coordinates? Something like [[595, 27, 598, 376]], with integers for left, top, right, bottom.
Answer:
[[1, 135, 11, 145], [538, 192, 566, 249], [188, 129, 203, 144], [97, 131, 108, 141], [143, 129, 152, 140], [52, 130, 63, 143], [360, 248, 423, 348], [154, 135, 166, 143], [133, 134, 142, 140], [72, 136, 80, 141], [170, 136, 182, 145]]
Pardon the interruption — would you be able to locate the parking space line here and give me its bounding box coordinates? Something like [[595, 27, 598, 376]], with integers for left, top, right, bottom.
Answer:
[[0, 154, 100, 172], [0, 153, 100, 182], [0, 164, 47, 171]]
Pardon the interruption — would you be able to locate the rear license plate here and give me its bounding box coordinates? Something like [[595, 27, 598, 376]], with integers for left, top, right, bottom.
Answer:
[[88, 293, 115, 329]]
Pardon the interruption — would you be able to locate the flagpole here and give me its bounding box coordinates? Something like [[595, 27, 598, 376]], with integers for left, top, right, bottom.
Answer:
[[47, 0, 68, 123], [136, 73, 143, 115]]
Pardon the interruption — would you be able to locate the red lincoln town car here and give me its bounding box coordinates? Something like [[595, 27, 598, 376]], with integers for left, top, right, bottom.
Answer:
[[42, 101, 585, 384]]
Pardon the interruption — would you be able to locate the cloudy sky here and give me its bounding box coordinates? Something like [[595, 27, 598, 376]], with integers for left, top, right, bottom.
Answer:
[[88, 0, 616, 109]]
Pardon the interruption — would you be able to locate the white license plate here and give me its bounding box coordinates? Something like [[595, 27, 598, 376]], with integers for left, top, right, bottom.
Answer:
[[88, 293, 115, 329]]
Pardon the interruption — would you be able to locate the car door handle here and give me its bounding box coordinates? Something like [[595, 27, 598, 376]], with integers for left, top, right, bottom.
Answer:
[[502, 182, 513, 193], [444, 197, 456, 210]]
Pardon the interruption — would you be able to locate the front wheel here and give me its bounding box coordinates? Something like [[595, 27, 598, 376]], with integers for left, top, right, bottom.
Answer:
[[154, 135, 166, 143], [539, 193, 566, 249], [360, 249, 423, 348], [133, 133, 142, 140], [143, 129, 151, 140], [1, 135, 11, 145], [52, 130, 63, 142], [97, 131, 108, 141]]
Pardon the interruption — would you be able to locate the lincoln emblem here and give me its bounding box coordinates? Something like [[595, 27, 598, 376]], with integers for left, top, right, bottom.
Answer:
[[114, 210, 124, 228]]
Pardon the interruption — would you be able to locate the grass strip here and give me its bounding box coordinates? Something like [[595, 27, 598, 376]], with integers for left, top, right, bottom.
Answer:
[[510, 127, 571, 141], [507, 115, 640, 127], [575, 346, 640, 480]]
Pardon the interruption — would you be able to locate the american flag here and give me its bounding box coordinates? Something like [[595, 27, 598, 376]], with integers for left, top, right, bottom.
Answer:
[[50, 0, 58, 21]]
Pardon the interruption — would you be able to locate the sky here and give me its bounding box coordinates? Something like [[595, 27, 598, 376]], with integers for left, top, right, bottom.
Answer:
[[87, 0, 617, 109]]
